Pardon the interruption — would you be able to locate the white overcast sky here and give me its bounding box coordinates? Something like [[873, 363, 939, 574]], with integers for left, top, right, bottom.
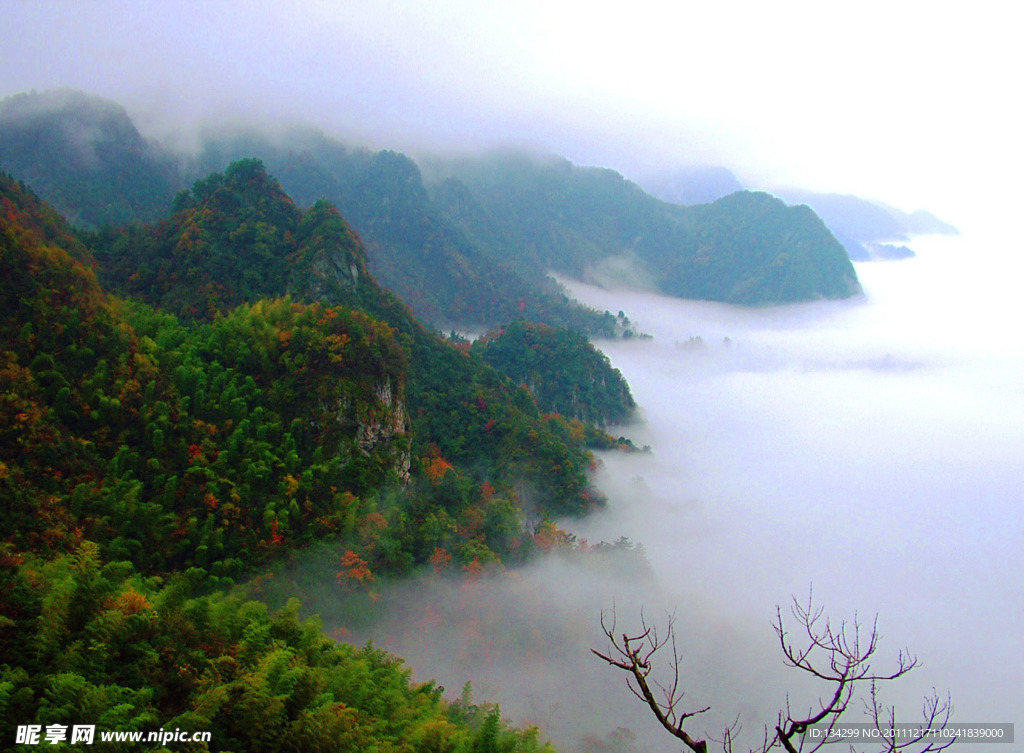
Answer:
[[2, 0, 1021, 228]]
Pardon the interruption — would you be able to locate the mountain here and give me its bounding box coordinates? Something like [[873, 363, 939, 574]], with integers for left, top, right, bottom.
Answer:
[[89, 157, 364, 320], [885, 205, 959, 236], [2, 168, 395, 572], [88, 159, 617, 520], [0, 89, 182, 227], [776, 189, 959, 260], [2, 90, 864, 327], [195, 128, 622, 335], [0, 89, 606, 333], [636, 167, 959, 263], [2, 167, 628, 749], [4, 157, 627, 596], [426, 152, 862, 304]]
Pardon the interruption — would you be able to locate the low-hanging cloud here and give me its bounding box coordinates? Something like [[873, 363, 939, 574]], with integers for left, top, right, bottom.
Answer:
[[272, 542, 805, 753], [314, 231, 1021, 752], [254, 232, 1024, 753], [4, 1, 1020, 225], [563, 233, 1024, 737]]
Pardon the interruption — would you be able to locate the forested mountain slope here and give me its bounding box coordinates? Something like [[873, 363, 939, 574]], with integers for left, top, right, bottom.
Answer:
[[426, 152, 862, 304], [472, 320, 636, 428], [197, 130, 622, 335], [87, 159, 612, 520], [0, 169, 624, 750], [0, 89, 181, 227]]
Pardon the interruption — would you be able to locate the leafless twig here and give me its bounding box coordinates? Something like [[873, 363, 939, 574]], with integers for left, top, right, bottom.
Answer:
[[592, 607, 711, 753], [593, 591, 955, 753]]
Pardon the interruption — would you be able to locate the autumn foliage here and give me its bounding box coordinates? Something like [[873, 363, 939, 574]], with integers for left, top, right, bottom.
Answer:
[[0, 164, 620, 752]]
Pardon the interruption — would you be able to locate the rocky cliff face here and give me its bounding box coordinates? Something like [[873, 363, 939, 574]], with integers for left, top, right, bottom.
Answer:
[[292, 199, 370, 302], [357, 378, 411, 484], [311, 376, 411, 487], [293, 205, 412, 485]]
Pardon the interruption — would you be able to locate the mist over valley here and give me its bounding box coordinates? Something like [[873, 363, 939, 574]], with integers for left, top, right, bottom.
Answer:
[[567, 231, 1024, 730], [258, 231, 1023, 753]]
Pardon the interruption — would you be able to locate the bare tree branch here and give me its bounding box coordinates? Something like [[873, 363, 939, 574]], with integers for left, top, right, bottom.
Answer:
[[591, 608, 711, 753], [593, 591, 955, 753], [864, 681, 956, 753]]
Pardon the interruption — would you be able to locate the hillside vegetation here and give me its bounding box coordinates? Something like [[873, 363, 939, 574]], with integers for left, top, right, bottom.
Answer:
[[472, 320, 636, 429], [0, 89, 867, 751], [1, 168, 629, 750], [197, 130, 622, 335], [427, 152, 862, 304]]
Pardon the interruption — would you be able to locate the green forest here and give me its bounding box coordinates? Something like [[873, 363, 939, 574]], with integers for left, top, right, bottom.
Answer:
[[471, 321, 636, 429], [425, 152, 861, 305], [0, 164, 641, 750]]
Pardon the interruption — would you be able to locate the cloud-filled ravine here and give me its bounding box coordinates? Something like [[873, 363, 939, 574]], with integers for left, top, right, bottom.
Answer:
[[337, 231, 1024, 752]]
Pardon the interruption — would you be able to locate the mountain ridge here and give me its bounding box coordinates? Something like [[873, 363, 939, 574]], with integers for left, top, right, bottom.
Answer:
[[3, 89, 865, 328], [427, 151, 862, 304]]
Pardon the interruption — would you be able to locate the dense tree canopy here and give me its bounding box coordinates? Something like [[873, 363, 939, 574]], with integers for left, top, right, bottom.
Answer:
[[1, 168, 629, 750], [0, 544, 555, 752], [473, 320, 636, 428]]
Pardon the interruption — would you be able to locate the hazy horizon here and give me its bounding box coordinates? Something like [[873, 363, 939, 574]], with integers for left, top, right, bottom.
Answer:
[[3, 1, 1022, 237]]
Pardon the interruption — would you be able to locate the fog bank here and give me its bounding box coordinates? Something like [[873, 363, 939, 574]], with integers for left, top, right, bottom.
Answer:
[[303, 231, 1024, 752], [566, 231, 1024, 736]]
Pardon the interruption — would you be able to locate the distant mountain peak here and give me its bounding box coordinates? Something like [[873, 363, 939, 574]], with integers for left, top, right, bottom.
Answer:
[[774, 187, 959, 261], [1, 88, 145, 164], [0, 88, 182, 227]]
